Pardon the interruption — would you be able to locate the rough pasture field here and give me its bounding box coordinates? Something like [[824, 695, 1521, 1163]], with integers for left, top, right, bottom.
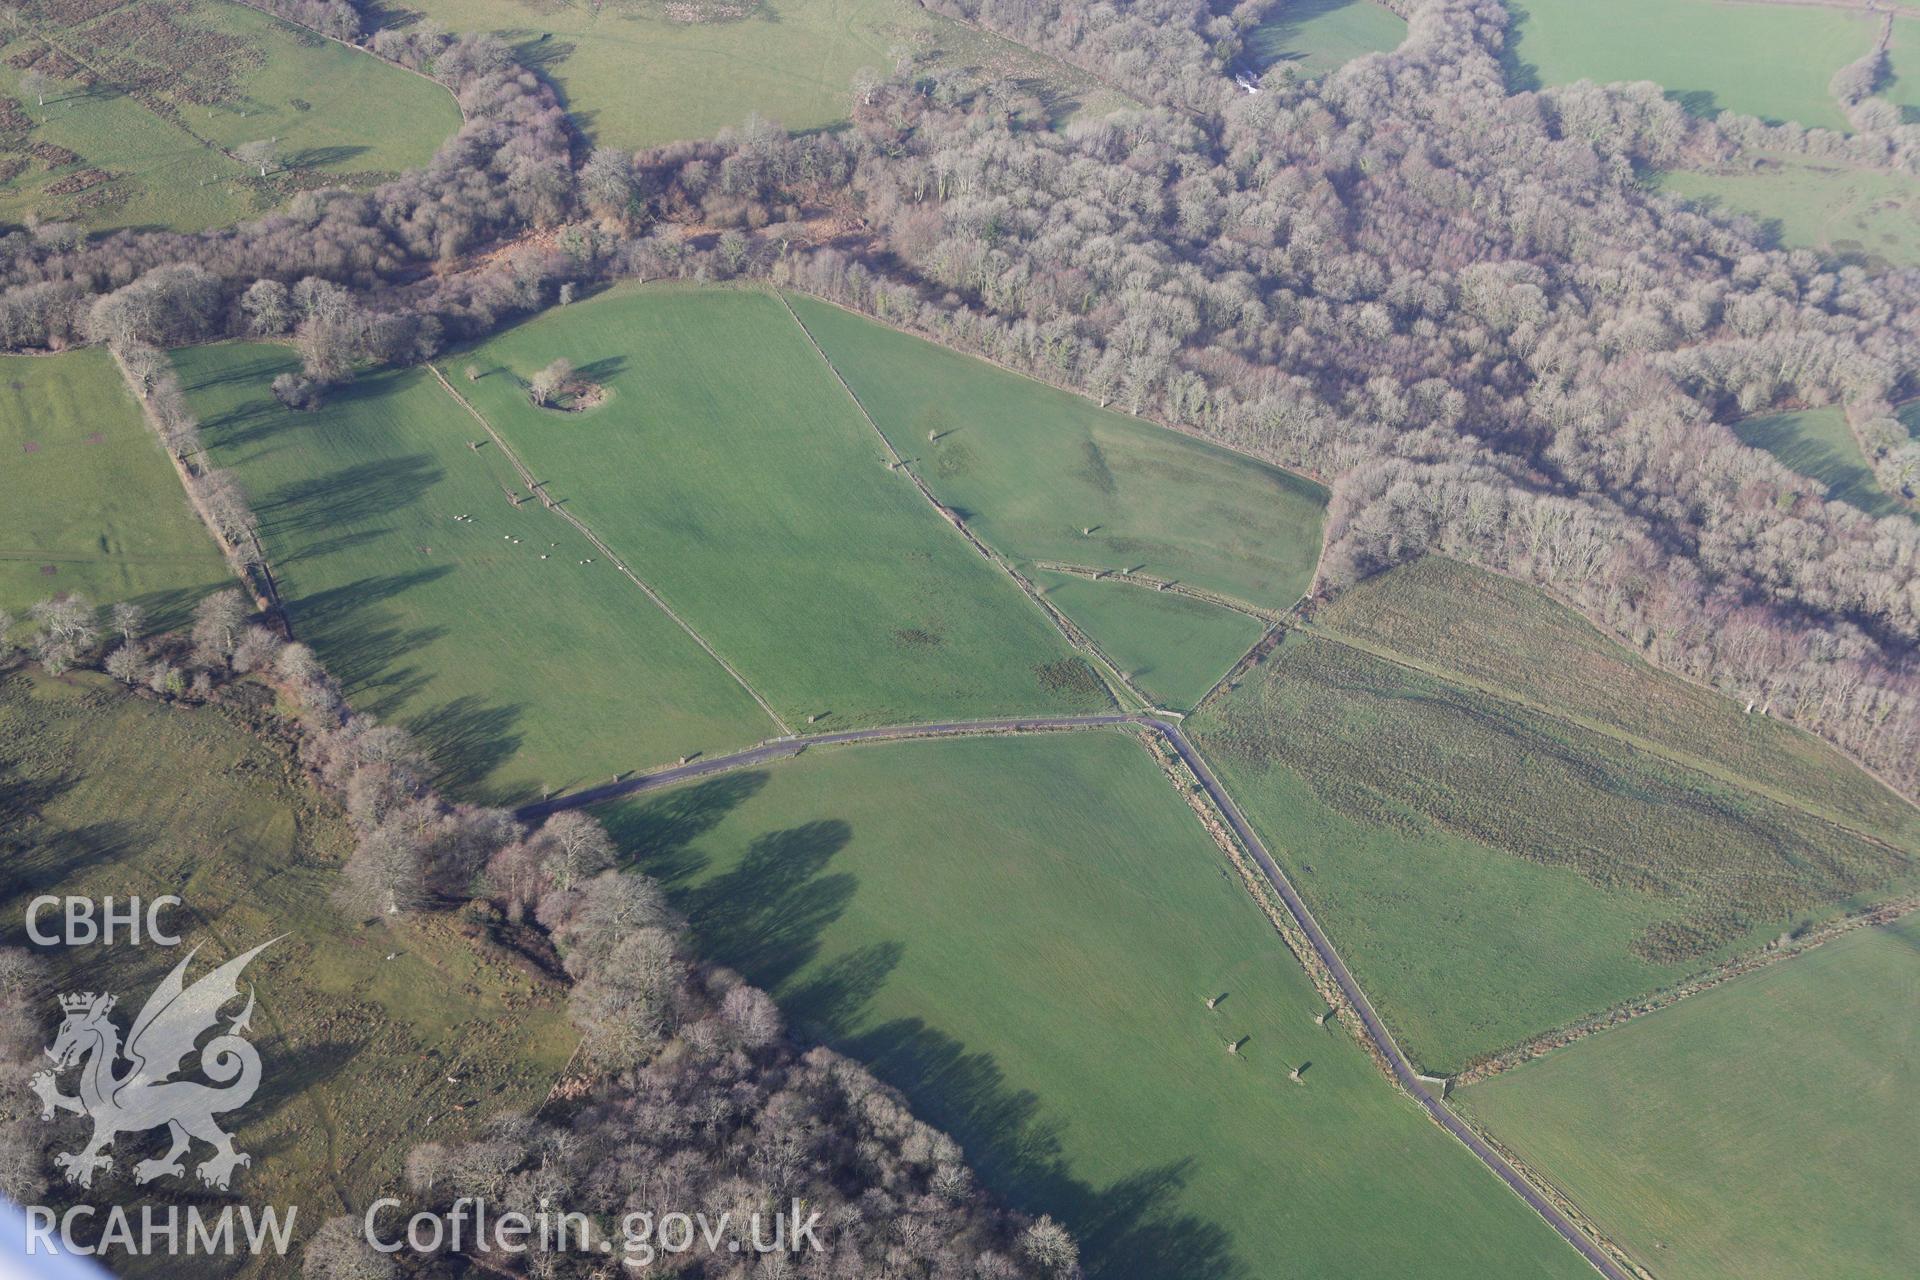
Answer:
[[409, 0, 1124, 150], [0, 668, 575, 1270], [176, 341, 775, 803], [1245, 0, 1405, 79], [0, 349, 228, 623], [1315, 557, 1920, 849], [453, 285, 1112, 730], [1189, 626, 1917, 1071], [1504, 0, 1877, 131], [1029, 569, 1268, 710], [599, 731, 1594, 1280], [1731, 404, 1910, 518], [1457, 912, 1920, 1280], [1658, 156, 1920, 272], [0, 0, 457, 232]]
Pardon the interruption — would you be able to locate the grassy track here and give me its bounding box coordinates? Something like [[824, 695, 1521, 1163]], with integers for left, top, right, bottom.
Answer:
[[453, 286, 1111, 729], [1246, 0, 1405, 78], [408, 0, 1124, 151], [0, 668, 575, 1269], [1189, 628, 1917, 1071], [1457, 913, 1920, 1280], [1658, 156, 1920, 272], [1315, 557, 1920, 848], [598, 731, 1594, 1280], [0, 0, 457, 233], [1029, 570, 1266, 710], [1504, 0, 1876, 131], [177, 341, 775, 803], [0, 349, 228, 622]]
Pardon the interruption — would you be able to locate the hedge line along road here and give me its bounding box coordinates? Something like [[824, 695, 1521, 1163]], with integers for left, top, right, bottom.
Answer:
[[522, 712, 1630, 1280]]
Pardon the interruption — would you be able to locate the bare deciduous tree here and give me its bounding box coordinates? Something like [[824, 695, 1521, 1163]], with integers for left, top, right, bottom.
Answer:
[[104, 645, 144, 685], [527, 358, 573, 407], [235, 139, 277, 179], [301, 1214, 395, 1280], [110, 601, 146, 644], [191, 590, 250, 665]]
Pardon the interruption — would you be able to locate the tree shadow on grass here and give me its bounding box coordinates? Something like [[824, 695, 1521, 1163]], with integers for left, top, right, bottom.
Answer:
[[289, 567, 453, 702], [181, 351, 295, 401], [609, 790, 1243, 1279], [1245, 0, 1367, 71], [835, 1011, 1239, 1277], [240, 1033, 361, 1140], [573, 355, 625, 384], [0, 740, 78, 841], [680, 820, 856, 983], [1734, 412, 1899, 517], [258, 454, 444, 541], [0, 822, 142, 945], [1493, 0, 1541, 93], [406, 694, 526, 800], [597, 770, 772, 888], [283, 145, 369, 172]]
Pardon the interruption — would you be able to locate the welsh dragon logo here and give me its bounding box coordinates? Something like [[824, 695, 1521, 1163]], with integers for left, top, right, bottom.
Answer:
[[30, 940, 278, 1191]]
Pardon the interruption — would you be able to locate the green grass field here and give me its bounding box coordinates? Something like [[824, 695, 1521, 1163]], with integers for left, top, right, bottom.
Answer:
[[0, 0, 457, 233], [598, 731, 1593, 1280], [789, 294, 1327, 611], [1881, 16, 1920, 122], [0, 349, 229, 624], [1315, 557, 1920, 849], [177, 341, 776, 802], [0, 667, 575, 1269], [1246, 0, 1405, 78], [453, 286, 1112, 729], [1189, 629, 1916, 1071], [1658, 158, 1920, 272], [1031, 570, 1266, 710], [409, 0, 1124, 150], [1505, 0, 1876, 131], [1458, 913, 1920, 1280], [1732, 404, 1910, 517]]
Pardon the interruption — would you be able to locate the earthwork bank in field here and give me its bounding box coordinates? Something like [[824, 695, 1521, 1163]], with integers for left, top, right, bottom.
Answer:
[[600, 730, 1597, 1280], [0, 348, 228, 621]]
